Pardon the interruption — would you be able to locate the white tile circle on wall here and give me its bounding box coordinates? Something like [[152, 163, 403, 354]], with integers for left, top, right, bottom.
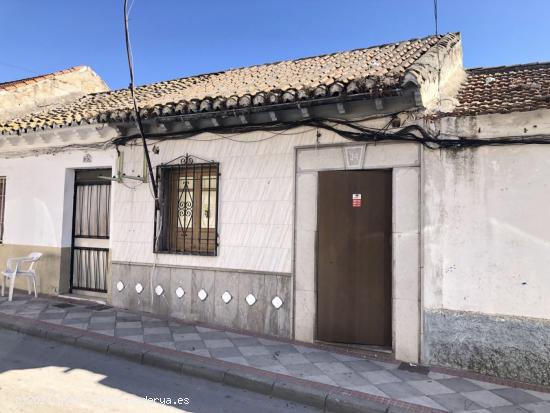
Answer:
[[198, 289, 208, 301], [116, 281, 124, 292], [135, 283, 143, 294], [155, 285, 164, 296], [245, 293, 257, 306], [175, 287, 185, 298], [221, 291, 232, 304], [272, 296, 283, 309]]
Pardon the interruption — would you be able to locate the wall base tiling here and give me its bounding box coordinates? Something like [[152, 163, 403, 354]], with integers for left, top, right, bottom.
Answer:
[[0, 244, 71, 295], [111, 262, 292, 338], [424, 308, 550, 386]]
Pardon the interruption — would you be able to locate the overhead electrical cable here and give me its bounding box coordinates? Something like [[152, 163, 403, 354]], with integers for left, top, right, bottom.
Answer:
[[110, 115, 550, 150], [123, 0, 158, 206]]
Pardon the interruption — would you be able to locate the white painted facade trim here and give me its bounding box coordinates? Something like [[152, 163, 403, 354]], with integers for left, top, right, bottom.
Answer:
[[0, 124, 118, 157]]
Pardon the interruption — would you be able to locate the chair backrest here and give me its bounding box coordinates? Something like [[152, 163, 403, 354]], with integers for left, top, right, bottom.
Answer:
[[5, 252, 42, 273], [26, 252, 42, 271], [28, 252, 42, 261]]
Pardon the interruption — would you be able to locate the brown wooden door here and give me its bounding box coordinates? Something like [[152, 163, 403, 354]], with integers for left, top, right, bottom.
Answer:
[[316, 169, 392, 347]]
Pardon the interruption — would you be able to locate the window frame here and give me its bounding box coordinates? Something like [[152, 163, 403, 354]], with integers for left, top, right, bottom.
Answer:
[[154, 157, 220, 256]]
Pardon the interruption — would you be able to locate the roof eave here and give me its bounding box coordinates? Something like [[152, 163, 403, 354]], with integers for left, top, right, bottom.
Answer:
[[111, 89, 421, 140]]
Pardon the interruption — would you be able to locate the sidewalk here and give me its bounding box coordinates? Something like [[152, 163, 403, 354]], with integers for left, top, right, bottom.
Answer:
[[1, 293, 549, 413]]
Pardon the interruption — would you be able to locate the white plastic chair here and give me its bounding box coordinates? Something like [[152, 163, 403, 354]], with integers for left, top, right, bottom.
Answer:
[[1, 252, 42, 301]]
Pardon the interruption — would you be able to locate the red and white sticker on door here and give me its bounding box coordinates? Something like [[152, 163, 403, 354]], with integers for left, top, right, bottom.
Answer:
[[352, 193, 362, 208]]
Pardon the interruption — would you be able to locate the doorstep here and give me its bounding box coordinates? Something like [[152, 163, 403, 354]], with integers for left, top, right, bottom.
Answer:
[[315, 340, 394, 357], [58, 292, 107, 305], [1, 293, 549, 413]]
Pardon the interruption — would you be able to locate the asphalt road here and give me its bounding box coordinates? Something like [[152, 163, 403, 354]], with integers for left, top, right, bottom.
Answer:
[[0, 328, 321, 413]]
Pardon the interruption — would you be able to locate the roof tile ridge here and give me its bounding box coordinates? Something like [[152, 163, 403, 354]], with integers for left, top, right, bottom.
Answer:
[[401, 32, 461, 88]]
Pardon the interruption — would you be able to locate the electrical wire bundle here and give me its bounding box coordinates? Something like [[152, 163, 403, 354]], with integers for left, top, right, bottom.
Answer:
[[111, 116, 550, 150]]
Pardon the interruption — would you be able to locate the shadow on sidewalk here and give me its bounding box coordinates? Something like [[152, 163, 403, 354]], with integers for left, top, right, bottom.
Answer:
[[0, 327, 319, 413]]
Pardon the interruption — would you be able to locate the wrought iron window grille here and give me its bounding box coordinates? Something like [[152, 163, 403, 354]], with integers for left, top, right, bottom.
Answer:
[[154, 154, 220, 256]]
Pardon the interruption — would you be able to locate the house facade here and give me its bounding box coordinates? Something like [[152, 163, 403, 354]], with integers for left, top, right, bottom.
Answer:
[[1, 33, 550, 386]]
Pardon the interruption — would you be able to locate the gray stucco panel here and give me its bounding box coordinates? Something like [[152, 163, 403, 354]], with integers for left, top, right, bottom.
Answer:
[[111, 263, 292, 338], [424, 309, 550, 386]]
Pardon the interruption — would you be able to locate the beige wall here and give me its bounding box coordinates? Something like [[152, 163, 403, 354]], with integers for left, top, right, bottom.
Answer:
[[0, 244, 71, 295], [0, 66, 109, 122]]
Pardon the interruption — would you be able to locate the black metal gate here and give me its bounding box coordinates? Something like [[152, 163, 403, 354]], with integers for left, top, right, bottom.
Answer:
[[70, 169, 112, 293]]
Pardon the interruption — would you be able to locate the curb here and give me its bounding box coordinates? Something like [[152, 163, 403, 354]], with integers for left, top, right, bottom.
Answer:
[[20, 292, 550, 394], [0, 313, 444, 413]]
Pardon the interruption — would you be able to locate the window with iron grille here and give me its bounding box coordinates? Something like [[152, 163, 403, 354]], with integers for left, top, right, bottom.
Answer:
[[155, 155, 219, 255], [0, 177, 5, 243]]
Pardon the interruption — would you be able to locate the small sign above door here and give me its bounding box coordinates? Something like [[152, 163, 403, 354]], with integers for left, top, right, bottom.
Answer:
[[343, 145, 366, 169], [352, 193, 362, 208]]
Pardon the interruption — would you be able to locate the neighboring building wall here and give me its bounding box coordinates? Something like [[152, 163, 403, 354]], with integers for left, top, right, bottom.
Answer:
[[422, 111, 550, 385], [0, 150, 115, 295], [0, 66, 109, 122]]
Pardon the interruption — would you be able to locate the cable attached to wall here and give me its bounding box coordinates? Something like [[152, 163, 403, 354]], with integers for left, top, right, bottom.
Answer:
[[111, 115, 550, 150]]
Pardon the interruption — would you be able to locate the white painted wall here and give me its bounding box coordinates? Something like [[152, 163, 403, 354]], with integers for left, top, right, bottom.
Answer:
[[422, 110, 550, 322], [0, 150, 115, 247], [423, 144, 550, 320], [111, 128, 347, 273]]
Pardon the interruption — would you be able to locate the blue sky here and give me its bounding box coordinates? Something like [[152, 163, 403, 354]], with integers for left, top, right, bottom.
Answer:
[[1, 0, 549, 89]]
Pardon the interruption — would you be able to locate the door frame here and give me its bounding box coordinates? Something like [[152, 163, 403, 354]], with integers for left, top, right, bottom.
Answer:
[[293, 142, 421, 362], [69, 168, 112, 294]]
